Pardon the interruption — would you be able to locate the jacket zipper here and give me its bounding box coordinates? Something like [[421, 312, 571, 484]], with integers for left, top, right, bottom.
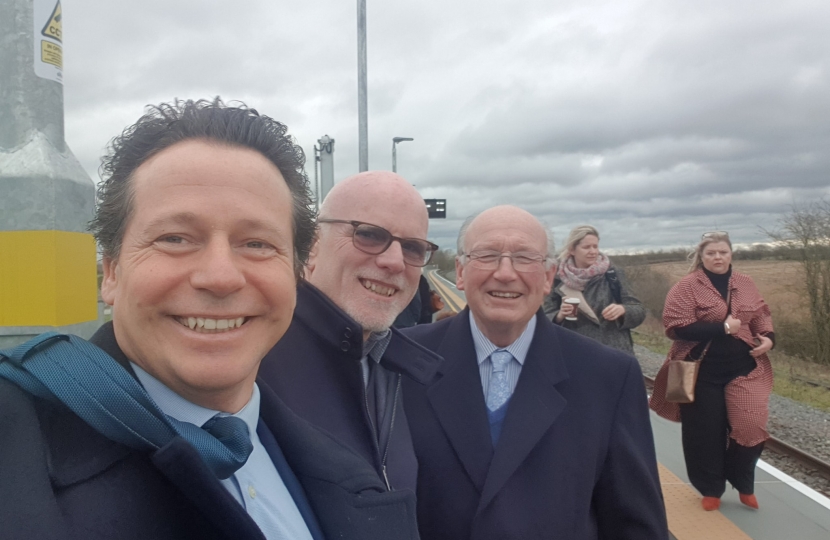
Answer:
[[363, 370, 402, 491], [380, 374, 402, 491], [362, 376, 386, 489]]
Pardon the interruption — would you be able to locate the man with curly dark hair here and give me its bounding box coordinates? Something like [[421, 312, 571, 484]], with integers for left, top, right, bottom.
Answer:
[[1, 99, 421, 540]]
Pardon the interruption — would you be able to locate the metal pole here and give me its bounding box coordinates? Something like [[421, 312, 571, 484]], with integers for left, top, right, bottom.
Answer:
[[357, 0, 368, 171], [391, 137, 413, 174], [1, 0, 98, 346], [317, 135, 336, 203], [313, 144, 320, 210]]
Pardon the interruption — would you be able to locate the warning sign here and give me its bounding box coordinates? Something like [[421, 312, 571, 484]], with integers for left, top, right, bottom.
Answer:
[[41, 41, 63, 69], [33, 0, 63, 84], [41, 1, 62, 43]]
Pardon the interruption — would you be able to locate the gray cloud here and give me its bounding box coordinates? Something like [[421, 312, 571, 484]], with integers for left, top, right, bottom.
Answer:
[[56, 0, 830, 253]]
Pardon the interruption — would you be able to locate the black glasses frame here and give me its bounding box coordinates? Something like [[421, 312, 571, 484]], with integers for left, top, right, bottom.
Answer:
[[318, 219, 439, 267]]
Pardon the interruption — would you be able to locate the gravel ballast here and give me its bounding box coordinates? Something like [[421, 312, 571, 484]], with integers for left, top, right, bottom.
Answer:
[[634, 344, 830, 499]]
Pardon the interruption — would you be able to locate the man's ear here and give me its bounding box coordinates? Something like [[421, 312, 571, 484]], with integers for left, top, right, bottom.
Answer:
[[542, 263, 556, 296], [305, 238, 321, 279], [455, 256, 465, 291], [100, 257, 118, 305]]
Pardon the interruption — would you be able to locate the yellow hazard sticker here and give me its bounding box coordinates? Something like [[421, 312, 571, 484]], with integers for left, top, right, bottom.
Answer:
[[41, 40, 63, 68], [33, 0, 62, 83], [41, 1, 62, 43]]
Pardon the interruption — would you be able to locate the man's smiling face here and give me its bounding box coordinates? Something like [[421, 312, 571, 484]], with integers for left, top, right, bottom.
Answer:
[[100, 139, 297, 412], [307, 172, 429, 338], [456, 206, 554, 347]]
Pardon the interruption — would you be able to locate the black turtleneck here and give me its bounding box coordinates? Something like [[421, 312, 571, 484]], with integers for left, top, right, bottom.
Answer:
[[673, 266, 771, 383]]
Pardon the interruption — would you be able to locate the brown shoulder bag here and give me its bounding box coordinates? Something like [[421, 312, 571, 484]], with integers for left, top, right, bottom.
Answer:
[[665, 289, 730, 403]]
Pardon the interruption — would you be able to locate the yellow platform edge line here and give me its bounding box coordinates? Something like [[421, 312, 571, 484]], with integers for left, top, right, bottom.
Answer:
[[658, 463, 752, 540], [0, 230, 98, 326]]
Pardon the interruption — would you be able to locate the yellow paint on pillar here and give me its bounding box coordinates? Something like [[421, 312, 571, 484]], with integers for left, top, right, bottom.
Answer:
[[0, 230, 97, 326]]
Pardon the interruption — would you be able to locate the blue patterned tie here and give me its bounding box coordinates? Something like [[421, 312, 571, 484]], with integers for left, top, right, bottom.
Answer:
[[486, 350, 514, 412], [0, 332, 253, 480]]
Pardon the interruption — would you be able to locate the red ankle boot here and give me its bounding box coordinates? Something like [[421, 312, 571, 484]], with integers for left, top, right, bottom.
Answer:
[[739, 493, 759, 509], [701, 496, 721, 511]]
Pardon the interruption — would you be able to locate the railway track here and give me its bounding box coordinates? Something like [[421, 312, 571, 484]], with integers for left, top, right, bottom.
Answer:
[[642, 374, 830, 485]]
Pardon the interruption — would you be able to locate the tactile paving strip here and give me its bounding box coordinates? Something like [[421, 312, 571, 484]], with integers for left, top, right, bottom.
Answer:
[[659, 463, 752, 540]]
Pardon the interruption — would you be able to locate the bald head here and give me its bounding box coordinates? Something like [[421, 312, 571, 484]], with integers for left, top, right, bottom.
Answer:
[[459, 205, 554, 258], [309, 171, 430, 338], [320, 171, 428, 227], [455, 205, 555, 346]]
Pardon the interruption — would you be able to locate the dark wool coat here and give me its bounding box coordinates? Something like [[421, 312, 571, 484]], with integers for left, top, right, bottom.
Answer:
[[401, 310, 668, 540], [0, 324, 420, 540], [544, 264, 646, 354], [258, 281, 443, 492]]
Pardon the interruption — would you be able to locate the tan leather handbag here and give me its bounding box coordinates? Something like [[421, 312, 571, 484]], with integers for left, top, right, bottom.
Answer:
[[665, 290, 731, 403], [665, 356, 703, 403]]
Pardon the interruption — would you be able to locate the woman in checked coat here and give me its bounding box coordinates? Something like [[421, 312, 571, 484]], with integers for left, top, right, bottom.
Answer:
[[650, 232, 774, 511]]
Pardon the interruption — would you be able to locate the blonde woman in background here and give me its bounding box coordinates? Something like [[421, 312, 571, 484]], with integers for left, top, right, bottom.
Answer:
[[650, 232, 774, 511], [544, 225, 645, 354]]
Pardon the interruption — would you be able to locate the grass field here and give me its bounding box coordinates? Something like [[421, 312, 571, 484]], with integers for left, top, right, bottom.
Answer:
[[648, 260, 808, 323]]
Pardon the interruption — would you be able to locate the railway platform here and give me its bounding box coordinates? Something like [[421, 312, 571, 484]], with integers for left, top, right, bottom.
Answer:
[[426, 269, 830, 540]]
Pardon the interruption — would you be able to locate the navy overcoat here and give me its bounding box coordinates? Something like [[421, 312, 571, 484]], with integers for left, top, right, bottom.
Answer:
[[401, 309, 668, 540]]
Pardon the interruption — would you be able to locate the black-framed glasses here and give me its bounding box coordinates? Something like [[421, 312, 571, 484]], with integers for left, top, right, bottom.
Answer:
[[701, 231, 729, 240], [461, 250, 549, 273], [318, 219, 439, 267]]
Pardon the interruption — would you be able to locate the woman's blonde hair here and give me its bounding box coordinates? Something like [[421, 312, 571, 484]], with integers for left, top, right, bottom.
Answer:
[[688, 232, 732, 273], [558, 225, 600, 262]]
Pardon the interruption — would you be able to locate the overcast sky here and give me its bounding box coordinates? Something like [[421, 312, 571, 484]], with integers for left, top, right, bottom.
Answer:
[[59, 0, 830, 253]]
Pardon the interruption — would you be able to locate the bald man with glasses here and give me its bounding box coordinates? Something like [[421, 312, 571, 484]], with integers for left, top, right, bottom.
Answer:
[[400, 206, 667, 540], [258, 172, 443, 506]]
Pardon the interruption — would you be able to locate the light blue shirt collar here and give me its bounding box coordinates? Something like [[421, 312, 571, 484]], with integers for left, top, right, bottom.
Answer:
[[469, 311, 536, 366], [130, 362, 259, 435], [129, 362, 314, 540]]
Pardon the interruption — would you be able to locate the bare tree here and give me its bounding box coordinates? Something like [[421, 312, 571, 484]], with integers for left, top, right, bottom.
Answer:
[[616, 263, 673, 321], [765, 200, 830, 364]]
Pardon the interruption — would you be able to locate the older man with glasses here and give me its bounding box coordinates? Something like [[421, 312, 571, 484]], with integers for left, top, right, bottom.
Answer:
[[400, 205, 667, 540], [258, 171, 443, 505]]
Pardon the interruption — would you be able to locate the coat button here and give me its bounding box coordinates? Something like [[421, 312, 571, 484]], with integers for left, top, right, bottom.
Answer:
[[340, 341, 351, 352], [344, 327, 353, 338]]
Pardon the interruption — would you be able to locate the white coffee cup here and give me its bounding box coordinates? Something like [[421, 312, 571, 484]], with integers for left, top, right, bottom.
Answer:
[[563, 298, 580, 321]]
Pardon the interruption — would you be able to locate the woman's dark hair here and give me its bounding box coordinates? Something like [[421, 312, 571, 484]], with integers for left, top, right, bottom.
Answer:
[[89, 97, 316, 279]]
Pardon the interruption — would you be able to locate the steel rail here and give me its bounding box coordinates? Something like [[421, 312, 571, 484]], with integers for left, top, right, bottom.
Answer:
[[642, 375, 830, 483]]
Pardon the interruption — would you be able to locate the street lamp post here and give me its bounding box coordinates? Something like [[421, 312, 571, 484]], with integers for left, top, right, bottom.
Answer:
[[357, 0, 368, 171], [392, 137, 413, 173]]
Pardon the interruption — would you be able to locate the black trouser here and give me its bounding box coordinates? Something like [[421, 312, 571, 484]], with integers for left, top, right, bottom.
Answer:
[[679, 378, 765, 497]]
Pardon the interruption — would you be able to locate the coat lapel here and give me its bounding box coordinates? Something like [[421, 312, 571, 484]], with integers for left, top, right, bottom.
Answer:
[[477, 312, 569, 513], [257, 385, 326, 540], [152, 438, 265, 540], [427, 310, 494, 492]]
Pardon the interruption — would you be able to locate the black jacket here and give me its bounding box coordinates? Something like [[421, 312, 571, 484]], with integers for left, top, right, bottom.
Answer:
[[0, 324, 420, 540], [259, 281, 442, 492]]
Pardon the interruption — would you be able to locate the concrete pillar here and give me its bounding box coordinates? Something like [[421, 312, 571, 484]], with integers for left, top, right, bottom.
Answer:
[[0, 0, 99, 347]]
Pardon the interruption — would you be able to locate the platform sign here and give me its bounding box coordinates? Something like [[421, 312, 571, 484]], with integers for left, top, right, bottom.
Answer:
[[425, 199, 446, 219], [33, 0, 63, 84]]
